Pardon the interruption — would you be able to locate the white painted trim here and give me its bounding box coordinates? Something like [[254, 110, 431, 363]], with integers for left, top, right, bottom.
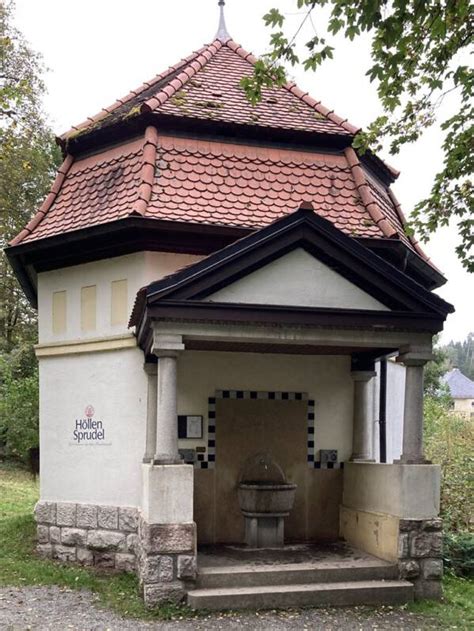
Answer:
[[35, 333, 137, 357], [155, 321, 432, 351]]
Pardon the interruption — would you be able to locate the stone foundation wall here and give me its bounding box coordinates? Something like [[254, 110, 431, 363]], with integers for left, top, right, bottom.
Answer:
[[137, 517, 197, 607], [34, 501, 138, 571], [398, 518, 443, 599]]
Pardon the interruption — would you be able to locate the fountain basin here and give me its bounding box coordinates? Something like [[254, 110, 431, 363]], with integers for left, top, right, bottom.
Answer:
[[238, 482, 297, 515]]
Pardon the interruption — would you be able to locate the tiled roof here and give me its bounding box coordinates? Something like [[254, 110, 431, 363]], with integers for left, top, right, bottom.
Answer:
[[60, 39, 358, 141], [10, 34, 433, 271], [365, 172, 412, 249], [13, 134, 413, 245], [148, 43, 354, 135], [10, 139, 143, 244], [148, 136, 380, 235], [442, 369, 474, 399]]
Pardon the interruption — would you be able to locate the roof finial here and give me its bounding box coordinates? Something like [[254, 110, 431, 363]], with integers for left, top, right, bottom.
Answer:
[[215, 0, 231, 42]]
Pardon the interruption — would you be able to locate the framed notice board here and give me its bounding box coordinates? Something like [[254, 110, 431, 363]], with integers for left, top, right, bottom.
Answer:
[[178, 415, 203, 439]]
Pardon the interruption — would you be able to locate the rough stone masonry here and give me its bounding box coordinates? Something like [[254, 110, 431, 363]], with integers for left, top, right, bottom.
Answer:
[[34, 501, 197, 606], [137, 517, 197, 606], [34, 501, 138, 572], [397, 518, 444, 600]]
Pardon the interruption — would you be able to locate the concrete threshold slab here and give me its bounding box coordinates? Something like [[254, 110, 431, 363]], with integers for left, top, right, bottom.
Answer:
[[188, 579, 414, 610], [197, 541, 391, 569], [199, 557, 393, 574]]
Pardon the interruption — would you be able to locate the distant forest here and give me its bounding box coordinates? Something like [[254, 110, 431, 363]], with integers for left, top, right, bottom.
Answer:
[[443, 333, 474, 380]]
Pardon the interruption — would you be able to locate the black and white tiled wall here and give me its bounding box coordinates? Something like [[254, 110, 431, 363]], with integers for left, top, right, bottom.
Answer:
[[193, 390, 343, 470]]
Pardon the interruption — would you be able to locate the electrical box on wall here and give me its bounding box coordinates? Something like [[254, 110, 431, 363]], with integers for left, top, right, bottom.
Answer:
[[319, 449, 338, 464]]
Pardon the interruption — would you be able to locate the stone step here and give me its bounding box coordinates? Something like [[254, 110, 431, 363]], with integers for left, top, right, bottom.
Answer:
[[196, 561, 399, 589], [188, 579, 414, 610]]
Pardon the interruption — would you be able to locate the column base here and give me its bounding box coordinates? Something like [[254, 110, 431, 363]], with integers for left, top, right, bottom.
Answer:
[[394, 457, 432, 465], [349, 457, 376, 463], [142, 463, 193, 524], [153, 454, 184, 465]]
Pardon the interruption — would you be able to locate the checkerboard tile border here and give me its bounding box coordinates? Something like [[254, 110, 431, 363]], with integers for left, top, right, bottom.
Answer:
[[193, 390, 343, 470]]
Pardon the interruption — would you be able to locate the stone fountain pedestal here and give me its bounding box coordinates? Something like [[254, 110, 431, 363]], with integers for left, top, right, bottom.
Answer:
[[242, 512, 286, 547], [238, 476, 297, 548]]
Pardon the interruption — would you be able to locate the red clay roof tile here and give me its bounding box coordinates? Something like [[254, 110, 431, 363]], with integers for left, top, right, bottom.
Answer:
[[144, 136, 380, 236], [16, 134, 413, 245], [60, 39, 357, 141], [16, 139, 143, 243]]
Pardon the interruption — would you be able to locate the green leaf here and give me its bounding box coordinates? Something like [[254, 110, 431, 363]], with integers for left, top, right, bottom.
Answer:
[[263, 8, 284, 28]]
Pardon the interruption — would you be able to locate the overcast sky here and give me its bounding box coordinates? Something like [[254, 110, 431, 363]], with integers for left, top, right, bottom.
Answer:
[[13, 0, 472, 343]]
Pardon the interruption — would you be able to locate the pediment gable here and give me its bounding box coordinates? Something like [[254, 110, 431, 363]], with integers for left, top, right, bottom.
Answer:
[[130, 205, 452, 331], [206, 248, 389, 311]]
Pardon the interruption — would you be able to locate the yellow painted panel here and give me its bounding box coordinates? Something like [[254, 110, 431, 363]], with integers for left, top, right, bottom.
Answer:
[[111, 279, 128, 326], [52, 290, 67, 335], [81, 285, 96, 332], [339, 505, 399, 562]]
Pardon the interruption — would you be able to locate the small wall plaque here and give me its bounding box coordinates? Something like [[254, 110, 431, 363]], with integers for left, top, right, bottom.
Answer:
[[178, 415, 203, 439], [179, 448, 196, 464]]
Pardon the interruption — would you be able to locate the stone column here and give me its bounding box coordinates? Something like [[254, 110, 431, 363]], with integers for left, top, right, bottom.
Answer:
[[139, 331, 196, 608], [350, 370, 376, 461], [153, 335, 184, 465], [397, 351, 433, 464], [143, 363, 157, 463]]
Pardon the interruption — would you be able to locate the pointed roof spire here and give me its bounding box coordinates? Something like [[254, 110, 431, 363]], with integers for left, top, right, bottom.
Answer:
[[215, 0, 231, 42]]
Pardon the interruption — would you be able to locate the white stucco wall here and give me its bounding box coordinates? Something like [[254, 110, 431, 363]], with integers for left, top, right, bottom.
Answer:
[[37, 251, 202, 344], [37, 251, 202, 506], [385, 361, 405, 463], [176, 351, 354, 461], [371, 360, 405, 463], [39, 348, 147, 505], [207, 248, 389, 311]]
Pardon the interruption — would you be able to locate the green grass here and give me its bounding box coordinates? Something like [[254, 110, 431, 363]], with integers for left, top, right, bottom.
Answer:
[[408, 573, 474, 629], [0, 462, 192, 620], [1, 461, 473, 626]]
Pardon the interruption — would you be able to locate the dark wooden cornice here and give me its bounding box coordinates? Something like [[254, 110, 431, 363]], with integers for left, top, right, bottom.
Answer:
[[6, 212, 447, 310]]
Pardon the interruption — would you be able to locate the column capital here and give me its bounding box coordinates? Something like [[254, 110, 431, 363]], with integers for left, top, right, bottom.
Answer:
[[396, 351, 434, 367], [351, 370, 376, 382], [152, 333, 185, 358]]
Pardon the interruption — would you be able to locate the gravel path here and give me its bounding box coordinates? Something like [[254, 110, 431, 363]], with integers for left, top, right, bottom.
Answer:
[[0, 586, 439, 630]]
